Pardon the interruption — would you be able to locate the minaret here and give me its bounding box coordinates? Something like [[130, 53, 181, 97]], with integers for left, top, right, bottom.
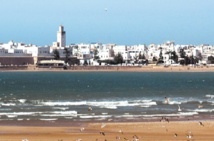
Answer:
[[57, 25, 66, 47]]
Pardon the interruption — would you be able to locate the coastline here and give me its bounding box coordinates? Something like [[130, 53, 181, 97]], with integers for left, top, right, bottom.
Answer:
[[1, 65, 214, 72], [1, 120, 214, 141], [1, 66, 214, 140]]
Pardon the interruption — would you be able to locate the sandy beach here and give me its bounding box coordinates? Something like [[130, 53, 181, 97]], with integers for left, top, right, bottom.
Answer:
[[2, 65, 214, 72], [35, 66, 214, 72], [1, 120, 214, 141]]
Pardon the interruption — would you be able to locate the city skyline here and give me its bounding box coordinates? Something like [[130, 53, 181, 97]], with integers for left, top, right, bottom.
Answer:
[[1, 0, 214, 46]]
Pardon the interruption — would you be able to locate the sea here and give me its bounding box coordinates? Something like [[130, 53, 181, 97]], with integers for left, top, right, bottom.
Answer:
[[0, 72, 214, 122]]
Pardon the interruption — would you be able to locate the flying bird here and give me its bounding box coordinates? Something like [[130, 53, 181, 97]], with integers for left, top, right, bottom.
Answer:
[[178, 105, 181, 112], [199, 121, 204, 126]]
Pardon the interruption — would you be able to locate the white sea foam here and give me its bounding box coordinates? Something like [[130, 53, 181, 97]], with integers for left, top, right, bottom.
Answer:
[[1, 103, 16, 106], [41, 100, 157, 109], [51, 111, 77, 114], [100, 105, 117, 109], [0, 110, 77, 118], [7, 115, 18, 118], [18, 99, 27, 103], [178, 112, 199, 116], [140, 101, 157, 107], [41, 111, 77, 117], [168, 101, 182, 105], [0, 112, 42, 116], [114, 115, 143, 118], [206, 94, 214, 99], [87, 101, 128, 107], [79, 115, 112, 119], [64, 117, 73, 119], [133, 100, 153, 103], [52, 107, 69, 110], [40, 118, 58, 121], [192, 109, 213, 113], [142, 112, 198, 117], [88, 100, 157, 109], [42, 101, 87, 106]]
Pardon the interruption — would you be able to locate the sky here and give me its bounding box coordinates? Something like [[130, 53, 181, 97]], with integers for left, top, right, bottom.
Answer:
[[0, 0, 214, 46]]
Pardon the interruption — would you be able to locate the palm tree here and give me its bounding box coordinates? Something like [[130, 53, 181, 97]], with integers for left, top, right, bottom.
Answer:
[[64, 48, 70, 63], [52, 49, 60, 60], [114, 53, 123, 64]]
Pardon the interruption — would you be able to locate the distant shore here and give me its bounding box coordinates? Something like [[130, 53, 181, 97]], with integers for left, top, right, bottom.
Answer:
[[1, 65, 214, 72]]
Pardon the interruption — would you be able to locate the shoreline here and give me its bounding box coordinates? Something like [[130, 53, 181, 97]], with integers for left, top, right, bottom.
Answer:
[[1, 120, 214, 141], [1, 66, 214, 140], [1, 65, 214, 72], [1, 114, 213, 127]]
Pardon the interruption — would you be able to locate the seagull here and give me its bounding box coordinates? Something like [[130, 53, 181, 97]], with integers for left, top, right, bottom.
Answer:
[[199, 121, 204, 126], [100, 131, 105, 136], [119, 129, 123, 134], [164, 97, 170, 104], [178, 105, 181, 112], [186, 131, 193, 139], [88, 107, 92, 111], [198, 104, 203, 108], [160, 116, 164, 122], [101, 123, 106, 128], [165, 117, 169, 123], [186, 134, 193, 139], [133, 135, 139, 141], [80, 127, 85, 132]]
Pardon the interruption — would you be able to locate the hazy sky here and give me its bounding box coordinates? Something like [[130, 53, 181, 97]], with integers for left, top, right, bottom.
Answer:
[[1, 0, 214, 46]]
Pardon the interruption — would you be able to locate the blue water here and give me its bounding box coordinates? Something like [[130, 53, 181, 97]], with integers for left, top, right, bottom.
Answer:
[[0, 72, 214, 122]]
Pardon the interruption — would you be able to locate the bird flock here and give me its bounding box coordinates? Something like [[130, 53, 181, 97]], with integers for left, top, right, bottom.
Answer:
[[74, 100, 207, 141]]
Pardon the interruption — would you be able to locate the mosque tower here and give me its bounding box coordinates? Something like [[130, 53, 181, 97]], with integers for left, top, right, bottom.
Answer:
[[57, 25, 66, 47]]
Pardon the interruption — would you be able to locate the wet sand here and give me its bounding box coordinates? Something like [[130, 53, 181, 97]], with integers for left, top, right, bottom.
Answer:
[[1, 121, 214, 141]]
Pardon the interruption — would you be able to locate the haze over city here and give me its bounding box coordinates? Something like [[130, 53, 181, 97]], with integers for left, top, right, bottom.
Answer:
[[1, 0, 214, 46]]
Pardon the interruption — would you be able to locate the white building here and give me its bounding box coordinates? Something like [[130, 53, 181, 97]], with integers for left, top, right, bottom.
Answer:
[[53, 25, 66, 47], [73, 43, 93, 64], [113, 45, 128, 61]]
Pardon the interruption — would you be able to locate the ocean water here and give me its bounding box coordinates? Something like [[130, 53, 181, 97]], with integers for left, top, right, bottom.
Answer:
[[0, 72, 214, 122]]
